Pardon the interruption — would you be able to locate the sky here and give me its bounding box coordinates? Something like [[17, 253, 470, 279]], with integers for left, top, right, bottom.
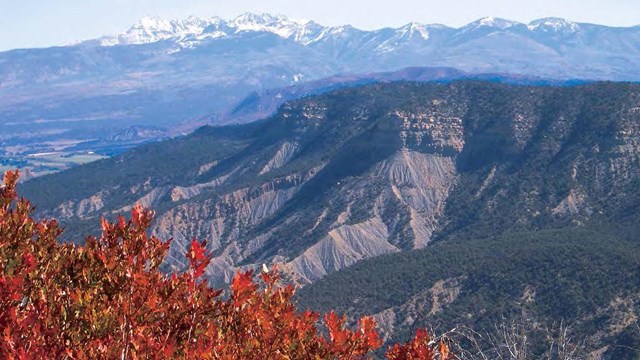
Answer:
[[0, 0, 638, 51]]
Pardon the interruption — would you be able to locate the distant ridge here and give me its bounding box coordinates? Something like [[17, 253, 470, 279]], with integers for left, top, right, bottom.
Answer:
[[90, 13, 636, 48], [214, 66, 588, 126]]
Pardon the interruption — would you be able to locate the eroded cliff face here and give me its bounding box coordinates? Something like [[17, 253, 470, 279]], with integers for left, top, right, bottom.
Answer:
[[138, 85, 472, 285], [152, 170, 317, 283], [259, 142, 299, 175], [22, 81, 640, 287], [285, 151, 457, 282], [147, 140, 458, 284]]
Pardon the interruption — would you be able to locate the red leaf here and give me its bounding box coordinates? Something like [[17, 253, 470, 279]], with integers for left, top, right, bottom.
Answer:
[[187, 238, 210, 279]]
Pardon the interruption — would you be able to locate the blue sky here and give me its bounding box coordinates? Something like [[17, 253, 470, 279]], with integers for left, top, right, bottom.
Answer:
[[0, 0, 638, 51]]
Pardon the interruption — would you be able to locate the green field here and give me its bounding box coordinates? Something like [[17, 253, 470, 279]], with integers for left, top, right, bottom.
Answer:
[[28, 152, 108, 166], [2, 152, 108, 179]]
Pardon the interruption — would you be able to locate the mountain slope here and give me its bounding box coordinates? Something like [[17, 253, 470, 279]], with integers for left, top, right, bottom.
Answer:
[[297, 227, 640, 359], [20, 81, 640, 288]]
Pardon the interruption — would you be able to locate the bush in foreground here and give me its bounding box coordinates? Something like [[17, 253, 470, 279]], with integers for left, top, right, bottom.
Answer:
[[0, 170, 448, 359]]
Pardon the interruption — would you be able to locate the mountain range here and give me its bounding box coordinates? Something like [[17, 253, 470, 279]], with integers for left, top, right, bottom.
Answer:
[[68, 13, 640, 82], [1, 14, 639, 178], [92, 13, 640, 81]]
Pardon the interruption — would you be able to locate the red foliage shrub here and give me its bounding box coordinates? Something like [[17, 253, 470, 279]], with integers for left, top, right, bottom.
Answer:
[[0, 170, 449, 359]]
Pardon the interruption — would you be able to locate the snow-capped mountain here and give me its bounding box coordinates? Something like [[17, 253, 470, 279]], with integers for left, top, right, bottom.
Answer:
[[92, 13, 610, 51], [99, 16, 220, 46], [82, 13, 640, 81], [528, 17, 580, 32], [96, 13, 456, 48], [3, 13, 639, 98], [1, 13, 639, 167], [461, 16, 521, 30], [97, 13, 326, 46]]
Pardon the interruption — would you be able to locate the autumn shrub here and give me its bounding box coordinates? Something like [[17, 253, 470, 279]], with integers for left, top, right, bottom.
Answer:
[[0, 170, 448, 359]]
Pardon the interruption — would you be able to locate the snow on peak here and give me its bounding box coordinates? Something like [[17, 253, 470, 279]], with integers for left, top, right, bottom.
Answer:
[[100, 15, 220, 46], [136, 16, 170, 30], [231, 13, 291, 27], [373, 23, 433, 54], [398, 23, 431, 40], [464, 17, 521, 30], [229, 13, 314, 40], [99, 13, 320, 46], [95, 14, 585, 49], [528, 18, 579, 32]]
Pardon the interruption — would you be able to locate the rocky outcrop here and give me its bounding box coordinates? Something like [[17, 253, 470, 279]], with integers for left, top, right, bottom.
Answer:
[[260, 142, 299, 175], [54, 193, 107, 220], [392, 106, 465, 151], [375, 151, 456, 247], [116, 187, 170, 213], [552, 189, 589, 216], [151, 171, 316, 279], [279, 150, 457, 283], [170, 172, 233, 202], [289, 218, 397, 282]]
